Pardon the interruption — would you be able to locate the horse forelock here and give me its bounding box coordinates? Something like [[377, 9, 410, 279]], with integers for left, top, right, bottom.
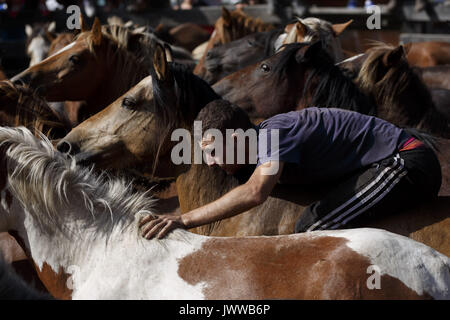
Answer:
[[0, 126, 157, 239]]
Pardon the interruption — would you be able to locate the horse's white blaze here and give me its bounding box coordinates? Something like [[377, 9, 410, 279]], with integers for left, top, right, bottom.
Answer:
[[319, 228, 450, 299], [43, 42, 76, 61], [335, 53, 365, 66]]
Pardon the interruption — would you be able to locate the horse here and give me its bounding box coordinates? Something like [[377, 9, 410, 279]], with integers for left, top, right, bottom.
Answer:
[[355, 44, 449, 138], [25, 22, 57, 67], [193, 7, 274, 80], [203, 17, 352, 85], [414, 65, 450, 91], [2, 126, 450, 299], [0, 81, 71, 139], [213, 42, 377, 121], [154, 22, 211, 52], [405, 41, 450, 67], [11, 18, 155, 124], [276, 18, 353, 61], [57, 44, 450, 256], [202, 29, 283, 84]]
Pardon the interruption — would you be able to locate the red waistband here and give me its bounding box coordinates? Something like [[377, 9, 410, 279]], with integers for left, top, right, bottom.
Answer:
[[399, 137, 425, 152]]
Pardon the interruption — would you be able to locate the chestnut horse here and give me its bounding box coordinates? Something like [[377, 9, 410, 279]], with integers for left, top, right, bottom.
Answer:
[[193, 7, 274, 80], [58, 45, 450, 256], [11, 19, 153, 124], [405, 41, 450, 67], [2, 126, 449, 299]]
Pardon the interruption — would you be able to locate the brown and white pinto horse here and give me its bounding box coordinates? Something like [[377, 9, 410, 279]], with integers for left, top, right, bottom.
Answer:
[[1, 126, 449, 299], [11, 18, 152, 124], [193, 7, 274, 80], [58, 45, 450, 256]]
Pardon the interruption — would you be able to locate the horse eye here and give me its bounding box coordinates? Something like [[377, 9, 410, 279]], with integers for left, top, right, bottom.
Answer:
[[69, 55, 80, 64], [260, 63, 270, 73], [122, 97, 136, 109]]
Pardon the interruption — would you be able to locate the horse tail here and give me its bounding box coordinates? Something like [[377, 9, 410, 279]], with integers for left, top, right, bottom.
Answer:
[[403, 127, 440, 154]]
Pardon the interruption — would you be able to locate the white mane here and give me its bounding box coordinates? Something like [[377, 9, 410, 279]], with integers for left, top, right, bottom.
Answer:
[[0, 126, 157, 238]]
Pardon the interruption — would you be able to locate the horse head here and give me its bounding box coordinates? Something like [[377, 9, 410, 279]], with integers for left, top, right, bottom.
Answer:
[[57, 43, 219, 178], [13, 17, 106, 102]]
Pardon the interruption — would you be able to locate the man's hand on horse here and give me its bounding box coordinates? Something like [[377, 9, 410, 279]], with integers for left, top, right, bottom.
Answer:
[[139, 214, 187, 239]]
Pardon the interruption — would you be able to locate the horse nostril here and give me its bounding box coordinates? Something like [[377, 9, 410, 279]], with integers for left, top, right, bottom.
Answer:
[[57, 140, 74, 154], [12, 79, 25, 86]]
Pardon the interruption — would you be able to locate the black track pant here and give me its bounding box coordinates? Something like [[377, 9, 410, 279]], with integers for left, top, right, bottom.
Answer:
[[294, 147, 442, 233]]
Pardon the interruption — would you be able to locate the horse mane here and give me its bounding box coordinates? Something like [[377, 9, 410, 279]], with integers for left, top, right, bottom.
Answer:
[[0, 126, 159, 239], [0, 81, 70, 137], [273, 43, 376, 115], [152, 62, 221, 127], [217, 9, 274, 44], [356, 42, 448, 135], [79, 25, 154, 91], [150, 62, 221, 175]]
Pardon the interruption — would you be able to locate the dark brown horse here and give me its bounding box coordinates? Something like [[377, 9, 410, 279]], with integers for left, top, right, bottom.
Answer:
[[213, 42, 376, 121], [154, 22, 211, 52], [58, 44, 450, 256], [193, 7, 274, 80]]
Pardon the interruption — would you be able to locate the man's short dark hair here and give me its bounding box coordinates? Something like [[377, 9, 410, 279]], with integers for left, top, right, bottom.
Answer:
[[196, 99, 253, 134]]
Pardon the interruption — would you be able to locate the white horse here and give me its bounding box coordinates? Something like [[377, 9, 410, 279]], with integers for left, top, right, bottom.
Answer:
[[0, 127, 448, 300]]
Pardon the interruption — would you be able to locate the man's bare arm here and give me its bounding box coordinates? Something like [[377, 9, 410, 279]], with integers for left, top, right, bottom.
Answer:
[[140, 161, 284, 239]]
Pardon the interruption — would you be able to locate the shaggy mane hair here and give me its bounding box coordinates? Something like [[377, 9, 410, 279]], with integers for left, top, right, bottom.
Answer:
[[0, 126, 157, 238]]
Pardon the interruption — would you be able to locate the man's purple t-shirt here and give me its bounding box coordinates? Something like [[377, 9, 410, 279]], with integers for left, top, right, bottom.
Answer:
[[256, 107, 411, 185]]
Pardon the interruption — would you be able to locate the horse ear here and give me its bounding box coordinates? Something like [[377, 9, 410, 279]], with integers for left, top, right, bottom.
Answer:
[[303, 41, 322, 61], [47, 21, 56, 33], [91, 17, 102, 45], [383, 45, 405, 66], [221, 6, 232, 27], [45, 30, 56, 42], [295, 21, 307, 39], [164, 44, 173, 63], [80, 13, 88, 32], [332, 19, 353, 37], [153, 43, 169, 81], [25, 24, 33, 38]]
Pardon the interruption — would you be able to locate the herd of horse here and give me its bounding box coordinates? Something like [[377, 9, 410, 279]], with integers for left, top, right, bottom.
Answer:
[[0, 7, 449, 299]]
